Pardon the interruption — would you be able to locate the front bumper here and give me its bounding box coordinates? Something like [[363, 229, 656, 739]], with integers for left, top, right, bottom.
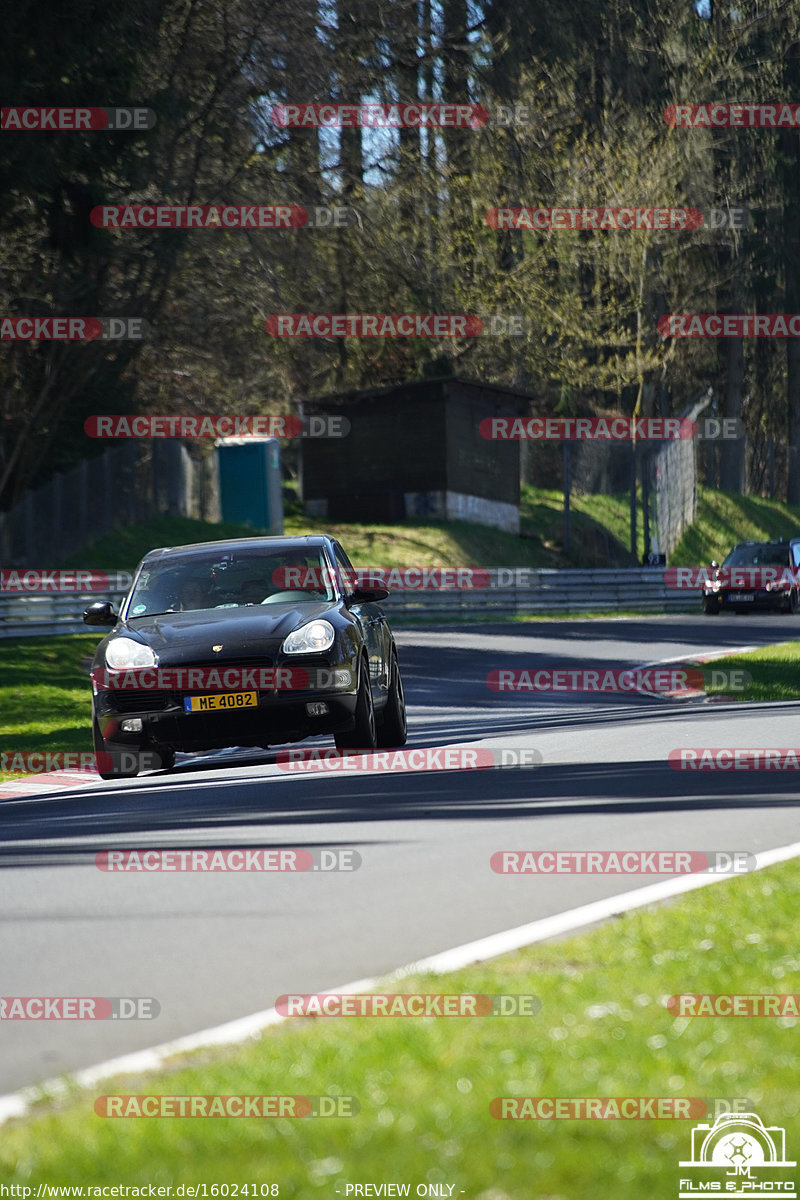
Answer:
[[703, 588, 792, 611], [93, 654, 359, 750]]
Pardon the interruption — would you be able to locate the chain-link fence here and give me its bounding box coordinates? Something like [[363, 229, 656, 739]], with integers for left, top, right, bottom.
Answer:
[[522, 393, 713, 563]]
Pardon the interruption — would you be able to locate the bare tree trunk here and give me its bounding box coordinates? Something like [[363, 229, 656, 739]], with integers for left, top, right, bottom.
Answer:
[[718, 333, 745, 491]]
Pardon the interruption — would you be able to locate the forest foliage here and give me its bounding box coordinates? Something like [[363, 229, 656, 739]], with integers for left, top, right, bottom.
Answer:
[[2, 0, 800, 506]]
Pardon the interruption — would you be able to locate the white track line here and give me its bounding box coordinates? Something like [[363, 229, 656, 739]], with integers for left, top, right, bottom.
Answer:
[[1, 837, 799, 1126], [635, 646, 762, 700]]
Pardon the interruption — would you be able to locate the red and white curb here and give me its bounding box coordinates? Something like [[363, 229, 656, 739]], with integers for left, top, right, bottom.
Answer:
[[0, 770, 102, 801]]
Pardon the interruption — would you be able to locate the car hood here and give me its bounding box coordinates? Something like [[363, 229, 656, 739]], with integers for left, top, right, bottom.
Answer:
[[121, 601, 338, 657]]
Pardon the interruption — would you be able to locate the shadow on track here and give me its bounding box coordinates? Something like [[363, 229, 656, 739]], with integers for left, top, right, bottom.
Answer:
[[1, 752, 797, 866]]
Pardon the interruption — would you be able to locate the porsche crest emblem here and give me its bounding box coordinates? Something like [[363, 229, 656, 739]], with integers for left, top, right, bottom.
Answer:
[[212, 644, 223, 652]]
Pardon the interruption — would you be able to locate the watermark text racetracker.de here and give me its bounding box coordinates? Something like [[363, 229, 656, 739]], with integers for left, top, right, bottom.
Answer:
[[95, 847, 360, 871], [0, 997, 159, 1019], [2, 318, 147, 340], [491, 850, 755, 874], [1, 106, 155, 130], [275, 747, 543, 773], [487, 666, 750, 695], [479, 416, 742, 440], [265, 314, 524, 337], [276, 992, 541, 1016], [486, 206, 750, 232], [90, 205, 359, 229], [83, 414, 348, 438], [1, 569, 131, 592], [490, 1097, 752, 1120], [89, 666, 350, 691], [0, 752, 163, 776], [94, 1094, 358, 1118]]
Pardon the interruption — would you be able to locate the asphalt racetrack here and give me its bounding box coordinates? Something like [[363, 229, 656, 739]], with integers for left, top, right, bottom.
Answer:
[[1, 613, 798, 1095]]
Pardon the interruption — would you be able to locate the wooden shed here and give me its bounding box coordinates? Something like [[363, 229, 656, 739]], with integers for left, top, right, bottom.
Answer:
[[299, 376, 531, 533]]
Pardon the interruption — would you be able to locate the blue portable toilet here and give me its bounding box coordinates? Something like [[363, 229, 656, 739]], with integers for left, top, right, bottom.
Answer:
[[215, 437, 284, 533]]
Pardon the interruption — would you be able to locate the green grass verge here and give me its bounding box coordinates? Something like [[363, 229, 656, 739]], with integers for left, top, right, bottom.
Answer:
[[0, 634, 100, 782], [671, 489, 800, 565], [520, 485, 647, 564], [49, 488, 800, 578], [54, 510, 553, 571], [1, 859, 798, 1192], [703, 640, 800, 702], [526, 484, 800, 572], [53, 489, 643, 575]]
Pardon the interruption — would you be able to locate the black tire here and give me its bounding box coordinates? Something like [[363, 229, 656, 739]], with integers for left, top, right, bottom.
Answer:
[[787, 589, 800, 615], [156, 748, 176, 771], [703, 597, 720, 615], [376, 652, 407, 748], [335, 657, 376, 751], [92, 714, 141, 780]]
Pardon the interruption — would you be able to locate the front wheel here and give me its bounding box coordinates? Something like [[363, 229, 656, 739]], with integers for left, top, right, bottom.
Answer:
[[335, 658, 376, 751], [376, 652, 407, 748], [703, 596, 720, 615]]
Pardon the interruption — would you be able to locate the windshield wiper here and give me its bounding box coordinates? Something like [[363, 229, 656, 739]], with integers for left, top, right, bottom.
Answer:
[[127, 609, 179, 617]]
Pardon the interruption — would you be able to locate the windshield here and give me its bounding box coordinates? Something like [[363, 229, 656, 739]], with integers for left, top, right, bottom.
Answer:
[[125, 546, 337, 617], [723, 543, 790, 568]]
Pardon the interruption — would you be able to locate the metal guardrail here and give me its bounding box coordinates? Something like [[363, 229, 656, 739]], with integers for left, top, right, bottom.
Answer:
[[0, 569, 698, 637]]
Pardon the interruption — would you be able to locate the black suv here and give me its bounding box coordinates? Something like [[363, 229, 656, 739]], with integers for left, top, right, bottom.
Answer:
[[83, 534, 407, 777]]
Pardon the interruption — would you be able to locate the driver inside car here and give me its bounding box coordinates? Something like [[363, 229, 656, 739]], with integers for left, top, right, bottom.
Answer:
[[179, 577, 211, 611], [240, 577, 271, 604]]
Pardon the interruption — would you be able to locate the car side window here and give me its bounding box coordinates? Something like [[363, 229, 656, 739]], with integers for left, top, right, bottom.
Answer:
[[332, 544, 357, 594], [793, 545, 800, 570]]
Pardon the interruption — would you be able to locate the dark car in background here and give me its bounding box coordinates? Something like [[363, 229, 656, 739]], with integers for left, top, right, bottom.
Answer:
[[83, 535, 407, 778], [702, 538, 800, 615]]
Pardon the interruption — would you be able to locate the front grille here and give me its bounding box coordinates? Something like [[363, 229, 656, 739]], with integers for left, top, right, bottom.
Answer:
[[111, 692, 172, 713], [164, 656, 275, 670]]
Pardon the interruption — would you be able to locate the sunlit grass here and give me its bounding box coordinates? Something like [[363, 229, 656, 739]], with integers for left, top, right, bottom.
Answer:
[[1, 860, 797, 1196], [0, 635, 101, 781], [702, 639, 800, 701]]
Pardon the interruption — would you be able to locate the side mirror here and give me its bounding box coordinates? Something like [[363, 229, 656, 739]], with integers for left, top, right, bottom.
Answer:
[[83, 601, 118, 626], [348, 585, 390, 604]]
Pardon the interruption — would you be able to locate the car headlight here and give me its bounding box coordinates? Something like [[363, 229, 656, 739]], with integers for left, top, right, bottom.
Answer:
[[283, 620, 335, 654], [105, 637, 158, 670]]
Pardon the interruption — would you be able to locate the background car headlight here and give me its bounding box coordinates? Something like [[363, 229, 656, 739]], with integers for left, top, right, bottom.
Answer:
[[283, 620, 335, 654], [105, 637, 158, 670]]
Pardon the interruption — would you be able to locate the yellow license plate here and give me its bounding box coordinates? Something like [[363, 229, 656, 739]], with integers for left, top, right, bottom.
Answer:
[[184, 691, 258, 713]]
